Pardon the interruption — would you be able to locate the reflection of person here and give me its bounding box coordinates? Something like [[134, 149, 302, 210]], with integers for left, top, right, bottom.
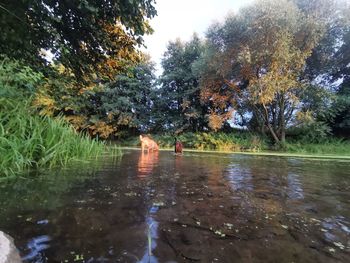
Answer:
[[137, 151, 159, 178], [139, 135, 159, 153]]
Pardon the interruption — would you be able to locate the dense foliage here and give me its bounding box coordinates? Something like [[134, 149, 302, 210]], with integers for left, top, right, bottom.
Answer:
[[1, 0, 349, 158], [150, 0, 350, 148], [0, 59, 109, 176], [154, 34, 208, 133], [0, 98, 106, 176], [0, 0, 156, 80], [0, 0, 158, 140]]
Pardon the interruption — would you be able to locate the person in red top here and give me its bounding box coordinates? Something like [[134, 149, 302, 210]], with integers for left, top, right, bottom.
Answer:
[[174, 137, 183, 154]]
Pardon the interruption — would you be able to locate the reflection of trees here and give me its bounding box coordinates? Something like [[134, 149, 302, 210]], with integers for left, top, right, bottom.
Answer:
[[226, 164, 253, 191], [235, 157, 293, 214], [287, 172, 304, 200], [154, 154, 350, 262], [2, 151, 349, 262], [0, 160, 107, 214], [43, 151, 161, 262]]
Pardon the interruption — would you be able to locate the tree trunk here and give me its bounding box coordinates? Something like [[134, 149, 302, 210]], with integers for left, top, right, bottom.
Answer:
[[262, 104, 280, 144], [279, 95, 286, 144], [267, 123, 280, 144], [272, 102, 278, 132]]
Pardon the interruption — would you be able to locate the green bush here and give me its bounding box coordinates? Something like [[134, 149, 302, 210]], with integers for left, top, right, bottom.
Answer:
[[287, 121, 332, 143]]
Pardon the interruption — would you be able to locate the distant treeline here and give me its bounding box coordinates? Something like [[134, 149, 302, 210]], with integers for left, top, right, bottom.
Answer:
[[1, 0, 349, 148]]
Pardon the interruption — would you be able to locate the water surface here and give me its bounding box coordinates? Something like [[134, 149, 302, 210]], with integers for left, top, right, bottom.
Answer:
[[0, 150, 349, 262]]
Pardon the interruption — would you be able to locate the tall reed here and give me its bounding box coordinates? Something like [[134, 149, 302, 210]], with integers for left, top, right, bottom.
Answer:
[[0, 97, 109, 177]]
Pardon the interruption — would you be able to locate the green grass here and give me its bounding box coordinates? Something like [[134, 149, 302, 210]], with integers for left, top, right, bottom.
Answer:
[[116, 132, 350, 156], [284, 139, 350, 155], [0, 97, 119, 177]]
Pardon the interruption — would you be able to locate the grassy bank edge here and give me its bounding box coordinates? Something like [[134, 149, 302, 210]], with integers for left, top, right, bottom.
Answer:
[[0, 97, 123, 177], [119, 146, 350, 161]]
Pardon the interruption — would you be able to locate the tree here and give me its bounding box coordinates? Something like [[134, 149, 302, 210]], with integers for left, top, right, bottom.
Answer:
[[199, 0, 325, 144], [0, 0, 156, 80], [33, 58, 155, 139], [329, 28, 350, 137], [296, 0, 350, 137], [83, 60, 155, 138], [155, 34, 208, 133]]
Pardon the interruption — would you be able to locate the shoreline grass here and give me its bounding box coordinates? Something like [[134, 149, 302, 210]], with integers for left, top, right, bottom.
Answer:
[[0, 98, 120, 177], [115, 132, 350, 160], [119, 146, 350, 160]]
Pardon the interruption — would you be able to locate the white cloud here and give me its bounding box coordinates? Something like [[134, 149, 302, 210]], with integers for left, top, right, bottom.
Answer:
[[142, 0, 254, 74]]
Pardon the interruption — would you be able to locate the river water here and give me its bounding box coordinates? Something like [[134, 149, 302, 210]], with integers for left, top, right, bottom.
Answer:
[[0, 149, 349, 262]]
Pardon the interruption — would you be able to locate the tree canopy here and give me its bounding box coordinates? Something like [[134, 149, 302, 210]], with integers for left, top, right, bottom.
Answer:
[[154, 34, 208, 133], [197, 0, 325, 143], [1, 0, 349, 145], [0, 0, 156, 79]]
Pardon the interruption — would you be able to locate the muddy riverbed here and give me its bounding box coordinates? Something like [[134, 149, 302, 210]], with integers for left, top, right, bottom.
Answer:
[[0, 150, 349, 262]]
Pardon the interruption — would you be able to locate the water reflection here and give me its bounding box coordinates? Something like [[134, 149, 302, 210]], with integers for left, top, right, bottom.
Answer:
[[226, 164, 253, 191], [139, 208, 159, 263], [0, 151, 349, 262], [137, 151, 159, 178], [137, 151, 161, 262], [321, 216, 350, 243], [287, 172, 304, 199], [21, 235, 51, 262]]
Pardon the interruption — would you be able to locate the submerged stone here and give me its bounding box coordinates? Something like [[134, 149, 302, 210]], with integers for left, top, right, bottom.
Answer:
[[0, 231, 21, 263]]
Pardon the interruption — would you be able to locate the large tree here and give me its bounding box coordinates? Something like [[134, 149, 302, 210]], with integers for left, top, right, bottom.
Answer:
[[199, 0, 325, 144], [0, 0, 156, 80]]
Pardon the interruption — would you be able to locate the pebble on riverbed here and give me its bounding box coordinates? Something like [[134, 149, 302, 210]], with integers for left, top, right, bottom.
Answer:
[[333, 242, 345, 250]]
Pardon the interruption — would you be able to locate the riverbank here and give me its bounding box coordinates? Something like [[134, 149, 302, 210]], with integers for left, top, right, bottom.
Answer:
[[116, 131, 350, 159], [120, 147, 350, 161], [0, 98, 120, 177]]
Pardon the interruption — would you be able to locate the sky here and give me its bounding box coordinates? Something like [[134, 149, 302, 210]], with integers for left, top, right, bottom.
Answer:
[[142, 0, 254, 74]]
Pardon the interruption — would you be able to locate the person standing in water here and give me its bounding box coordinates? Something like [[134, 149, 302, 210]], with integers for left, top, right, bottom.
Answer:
[[174, 137, 183, 154]]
